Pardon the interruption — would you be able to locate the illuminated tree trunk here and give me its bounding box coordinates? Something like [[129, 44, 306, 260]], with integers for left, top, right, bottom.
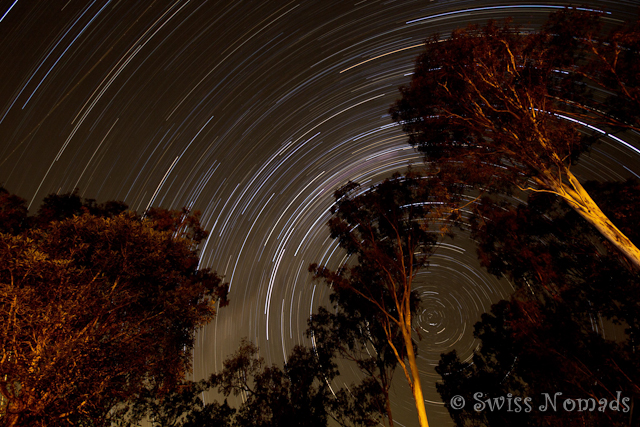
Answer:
[[400, 320, 429, 427], [552, 171, 640, 270]]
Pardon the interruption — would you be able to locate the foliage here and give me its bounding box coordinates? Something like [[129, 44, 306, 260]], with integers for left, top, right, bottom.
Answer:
[[34, 188, 129, 228], [389, 8, 639, 182], [142, 323, 395, 427], [436, 181, 640, 426], [121, 378, 235, 427], [389, 8, 640, 268], [215, 340, 331, 427], [310, 170, 440, 427], [471, 180, 640, 335], [437, 299, 639, 427], [141, 339, 340, 427], [0, 188, 28, 234], [307, 304, 395, 427], [0, 188, 228, 427]]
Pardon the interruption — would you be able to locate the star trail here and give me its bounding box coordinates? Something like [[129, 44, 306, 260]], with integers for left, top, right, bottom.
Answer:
[[1, 1, 639, 425]]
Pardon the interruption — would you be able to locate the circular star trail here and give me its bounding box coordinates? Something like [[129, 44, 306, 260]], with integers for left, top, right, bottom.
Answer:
[[1, 1, 639, 425]]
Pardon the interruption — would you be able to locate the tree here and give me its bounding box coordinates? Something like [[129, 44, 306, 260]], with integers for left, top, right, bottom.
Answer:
[[389, 8, 640, 269], [471, 180, 640, 338], [138, 336, 384, 427], [30, 188, 129, 229], [0, 187, 28, 234], [214, 340, 333, 427], [0, 188, 228, 426], [307, 304, 395, 427], [436, 181, 640, 426], [120, 377, 235, 427], [437, 298, 639, 427], [310, 171, 439, 427]]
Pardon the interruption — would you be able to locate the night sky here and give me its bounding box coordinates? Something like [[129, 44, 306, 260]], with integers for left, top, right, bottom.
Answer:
[[2, 1, 640, 425]]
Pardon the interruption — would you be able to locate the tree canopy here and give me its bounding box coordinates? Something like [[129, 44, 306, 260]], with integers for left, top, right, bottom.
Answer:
[[307, 304, 396, 427], [390, 8, 640, 268], [310, 170, 440, 427], [135, 339, 340, 427], [0, 188, 228, 426], [436, 180, 640, 426], [214, 340, 332, 427]]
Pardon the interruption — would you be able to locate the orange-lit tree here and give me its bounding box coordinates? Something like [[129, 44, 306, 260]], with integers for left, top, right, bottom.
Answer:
[[0, 189, 228, 426], [390, 8, 640, 269], [436, 180, 640, 426], [311, 171, 439, 427]]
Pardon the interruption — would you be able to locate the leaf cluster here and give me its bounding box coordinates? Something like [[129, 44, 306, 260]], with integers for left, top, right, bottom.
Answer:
[[389, 8, 639, 191], [436, 180, 640, 427], [313, 171, 437, 317], [471, 179, 640, 335], [307, 306, 394, 426], [0, 187, 228, 426], [138, 340, 339, 427]]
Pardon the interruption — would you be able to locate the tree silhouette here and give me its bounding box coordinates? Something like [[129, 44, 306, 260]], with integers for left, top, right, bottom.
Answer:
[[471, 180, 640, 338], [308, 304, 396, 427], [436, 181, 640, 426], [33, 188, 129, 228], [390, 8, 640, 268], [214, 340, 331, 427], [121, 378, 235, 427], [0, 187, 28, 234], [137, 338, 383, 427], [311, 171, 439, 427]]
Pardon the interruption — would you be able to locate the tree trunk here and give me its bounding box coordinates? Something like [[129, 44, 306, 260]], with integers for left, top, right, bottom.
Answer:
[[559, 171, 640, 270], [401, 323, 430, 427], [384, 389, 395, 427]]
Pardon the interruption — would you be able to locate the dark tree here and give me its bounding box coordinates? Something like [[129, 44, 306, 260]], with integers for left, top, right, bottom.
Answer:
[[311, 170, 440, 427], [390, 8, 640, 268], [308, 305, 395, 427], [139, 337, 386, 427], [436, 181, 640, 426], [0, 187, 28, 234], [142, 332, 388, 427], [471, 180, 640, 337], [0, 188, 228, 427], [121, 378, 235, 427], [34, 188, 129, 228], [214, 340, 333, 427], [437, 299, 638, 427]]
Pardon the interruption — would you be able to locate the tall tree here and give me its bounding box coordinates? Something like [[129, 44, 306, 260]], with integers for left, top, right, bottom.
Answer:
[[390, 8, 640, 268], [311, 171, 439, 427], [436, 181, 640, 426], [0, 189, 228, 426]]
